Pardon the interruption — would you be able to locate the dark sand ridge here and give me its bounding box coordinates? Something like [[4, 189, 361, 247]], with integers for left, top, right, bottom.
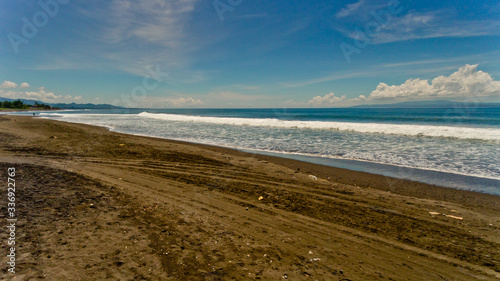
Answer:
[[0, 115, 499, 280]]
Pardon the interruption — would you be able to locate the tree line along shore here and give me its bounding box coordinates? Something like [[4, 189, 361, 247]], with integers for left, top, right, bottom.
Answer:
[[0, 100, 60, 111]]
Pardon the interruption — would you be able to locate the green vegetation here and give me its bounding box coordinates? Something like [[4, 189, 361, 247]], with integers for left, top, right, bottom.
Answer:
[[0, 99, 26, 109], [0, 100, 59, 110]]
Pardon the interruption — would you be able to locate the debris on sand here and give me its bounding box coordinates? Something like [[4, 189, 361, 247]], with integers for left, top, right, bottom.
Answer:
[[445, 214, 463, 220], [429, 211, 440, 215], [49, 135, 58, 139], [258, 196, 264, 200], [308, 175, 317, 180]]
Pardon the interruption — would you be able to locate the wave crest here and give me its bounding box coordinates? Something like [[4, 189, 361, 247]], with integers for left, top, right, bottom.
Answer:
[[138, 112, 500, 142]]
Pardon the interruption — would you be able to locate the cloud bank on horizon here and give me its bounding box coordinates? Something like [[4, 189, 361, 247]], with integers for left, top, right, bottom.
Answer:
[[306, 64, 500, 107], [2, 64, 499, 107], [0, 81, 82, 102], [1, 0, 499, 107]]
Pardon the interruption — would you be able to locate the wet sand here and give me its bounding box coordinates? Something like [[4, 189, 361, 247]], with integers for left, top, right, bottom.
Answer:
[[0, 115, 499, 280]]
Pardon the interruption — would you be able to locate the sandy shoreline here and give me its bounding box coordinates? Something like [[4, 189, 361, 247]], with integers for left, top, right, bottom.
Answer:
[[1, 115, 499, 280]]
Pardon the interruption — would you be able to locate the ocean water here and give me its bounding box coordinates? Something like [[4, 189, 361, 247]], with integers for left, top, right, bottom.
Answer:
[[25, 107, 500, 195]]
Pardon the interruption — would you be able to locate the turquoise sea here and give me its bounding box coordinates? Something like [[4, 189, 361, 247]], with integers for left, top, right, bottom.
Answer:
[[13, 107, 500, 195]]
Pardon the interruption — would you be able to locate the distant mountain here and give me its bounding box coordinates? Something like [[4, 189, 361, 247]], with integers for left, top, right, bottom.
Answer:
[[0, 97, 124, 109], [47, 102, 124, 109], [350, 100, 500, 108], [0, 97, 42, 105]]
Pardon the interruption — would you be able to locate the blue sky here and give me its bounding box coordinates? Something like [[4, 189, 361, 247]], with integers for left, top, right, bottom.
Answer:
[[1, 0, 500, 108]]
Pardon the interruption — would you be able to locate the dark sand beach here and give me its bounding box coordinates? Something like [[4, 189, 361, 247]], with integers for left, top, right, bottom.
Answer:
[[1, 115, 499, 280]]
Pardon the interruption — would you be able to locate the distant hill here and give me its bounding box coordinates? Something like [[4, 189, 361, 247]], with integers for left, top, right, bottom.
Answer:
[[47, 102, 124, 109], [0, 97, 43, 106], [0, 97, 124, 109], [350, 100, 500, 108]]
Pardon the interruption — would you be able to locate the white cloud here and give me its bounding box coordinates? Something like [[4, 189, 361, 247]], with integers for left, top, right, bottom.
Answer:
[[0, 86, 82, 102], [118, 91, 280, 108], [283, 71, 377, 88], [308, 92, 346, 107], [1, 81, 18, 89], [336, 0, 364, 19], [24, 0, 219, 82], [382, 58, 458, 68], [88, 0, 201, 76], [375, 14, 500, 44], [20, 82, 30, 89], [52, 0, 210, 79], [366, 64, 500, 100], [291, 64, 500, 108], [24, 88, 64, 100], [338, 8, 500, 44], [142, 91, 279, 108], [282, 100, 306, 107], [368, 79, 433, 99], [129, 95, 204, 108], [99, 0, 198, 46], [203, 91, 280, 107], [226, 84, 260, 91], [239, 13, 267, 19], [163, 97, 204, 107], [281, 19, 311, 37], [207, 91, 268, 101]]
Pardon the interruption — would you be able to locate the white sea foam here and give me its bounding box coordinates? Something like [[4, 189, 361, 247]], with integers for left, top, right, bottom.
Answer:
[[137, 112, 500, 142], [39, 113, 124, 117], [35, 111, 500, 185]]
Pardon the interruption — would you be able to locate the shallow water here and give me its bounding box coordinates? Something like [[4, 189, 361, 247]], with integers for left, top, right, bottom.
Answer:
[[18, 107, 500, 194]]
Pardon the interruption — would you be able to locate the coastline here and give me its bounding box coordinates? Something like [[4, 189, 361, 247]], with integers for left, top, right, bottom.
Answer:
[[31, 108, 500, 193], [1, 115, 499, 280], [0, 108, 61, 114], [147, 134, 500, 208], [32, 111, 500, 199]]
